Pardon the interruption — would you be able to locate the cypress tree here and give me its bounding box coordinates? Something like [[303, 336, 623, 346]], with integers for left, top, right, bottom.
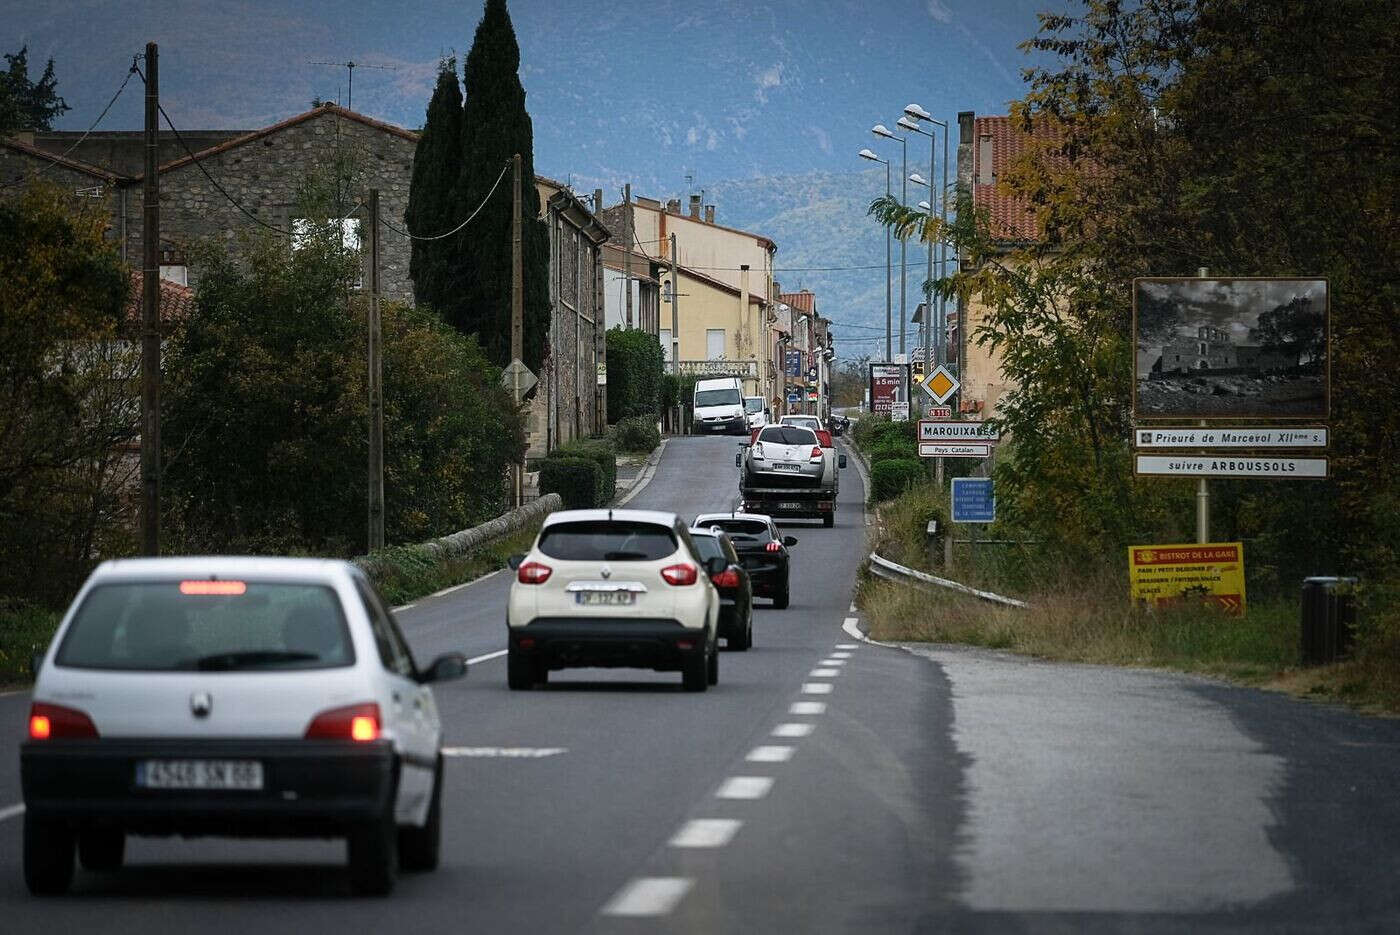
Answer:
[[455, 0, 550, 373], [405, 61, 465, 315]]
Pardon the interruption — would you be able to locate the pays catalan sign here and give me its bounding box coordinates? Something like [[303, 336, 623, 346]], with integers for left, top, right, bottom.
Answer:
[[1128, 542, 1246, 616]]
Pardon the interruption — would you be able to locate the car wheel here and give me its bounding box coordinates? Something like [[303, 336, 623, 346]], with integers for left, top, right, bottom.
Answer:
[[707, 641, 719, 685], [772, 582, 790, 610], [347, 802, 398, 896], [398, 756, 442, 873], [534, 661, 550, 686], [507, 648, 535, 690], [681, 645, 708, 692], [823, 513, 834, 528], [24, 813, 75, 896], [78, 828, 124, 872]]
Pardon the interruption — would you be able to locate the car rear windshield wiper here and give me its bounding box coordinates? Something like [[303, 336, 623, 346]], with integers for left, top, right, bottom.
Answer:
[[194, 650, 320, 671], [602, 550, 650, 560]]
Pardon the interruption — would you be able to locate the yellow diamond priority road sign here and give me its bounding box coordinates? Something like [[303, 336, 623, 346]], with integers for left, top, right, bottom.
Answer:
[[919, 365, 959, 404]]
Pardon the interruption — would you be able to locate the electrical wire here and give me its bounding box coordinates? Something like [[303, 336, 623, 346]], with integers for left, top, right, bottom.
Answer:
[[0, 58, 140, 191], [381, 160, 511, 240]]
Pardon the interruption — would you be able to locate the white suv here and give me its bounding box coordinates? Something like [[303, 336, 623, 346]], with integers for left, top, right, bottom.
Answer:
[[21, 557, 465, 897], [506, 509, 722, 692]]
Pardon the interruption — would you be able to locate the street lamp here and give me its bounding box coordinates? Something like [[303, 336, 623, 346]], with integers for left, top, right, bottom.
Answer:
[[900, 104, 949, 383], [872, 123, 908, 359], [858, 148, 893, 362]]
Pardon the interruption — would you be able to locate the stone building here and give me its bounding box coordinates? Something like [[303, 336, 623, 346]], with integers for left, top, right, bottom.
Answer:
[[1154, 325, 1295, 375]]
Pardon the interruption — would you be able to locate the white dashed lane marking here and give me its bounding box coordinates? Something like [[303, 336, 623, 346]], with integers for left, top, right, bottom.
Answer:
[[746, 745, 795, 763], [716, 776, 774, 800], [830, 651, 852, 659], [809, 668, 840, 677], [789, 701, 827, 715], [835, 642, 859, 650], [802, 682, 834, 695], [601, 877, 694, 917], [772, 723, 814, 738], [669, 819, 742, 848], [820, 659, 846, 667]]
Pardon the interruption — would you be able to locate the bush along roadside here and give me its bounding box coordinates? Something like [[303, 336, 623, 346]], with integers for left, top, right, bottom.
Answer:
[[611, 415, 661, 454], [0, 603, 62, 686], [363, 523, 543, 608], [540, 456, 603, 509]]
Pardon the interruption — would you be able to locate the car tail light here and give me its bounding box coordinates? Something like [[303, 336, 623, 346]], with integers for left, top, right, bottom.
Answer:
[[712, 568, 740, 588], [809, 446, 823, 461], [28, 702, 98, 740], [517, 561, 553, 584], [305, 702, 381, 742], [661, 563, 699, 586], [676, 638, 696, 651], [180, 579, 247, 595], [765, 541, 783, 553]]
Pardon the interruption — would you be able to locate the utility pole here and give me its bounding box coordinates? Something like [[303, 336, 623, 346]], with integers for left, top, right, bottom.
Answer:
[[140, 41, 160, 556], [623, 182, 633, 329], [670, 232, 680, 374], [367, 189, 384, 551], [510, 153, 524, 507]]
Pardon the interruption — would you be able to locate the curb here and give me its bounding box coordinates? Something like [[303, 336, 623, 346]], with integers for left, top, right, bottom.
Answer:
[[613, 438, 669, 507]]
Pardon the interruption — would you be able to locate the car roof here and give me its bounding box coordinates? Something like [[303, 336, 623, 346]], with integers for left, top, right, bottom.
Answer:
[[694, 512, 773, 526], [88, 556, 352, 583], [542, 508, 679, 528]]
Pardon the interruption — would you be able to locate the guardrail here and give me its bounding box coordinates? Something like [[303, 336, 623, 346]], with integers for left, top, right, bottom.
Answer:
[[867, 551, 1030, 609]]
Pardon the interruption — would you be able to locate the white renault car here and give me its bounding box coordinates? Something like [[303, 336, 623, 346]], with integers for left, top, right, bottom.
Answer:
[[506, 509, 722, 692], [21, 556, 465, 897]]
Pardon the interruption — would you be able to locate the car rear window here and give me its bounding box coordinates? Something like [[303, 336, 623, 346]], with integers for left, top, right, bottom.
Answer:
[[758, 426, 817, 446], [689, 534, 726, 562], [744, 397, 764, 413], [56, 581, 353, 672], [699, 519, 770, 540], [784, 418, 820, 431], [537, 521, 678, 561]]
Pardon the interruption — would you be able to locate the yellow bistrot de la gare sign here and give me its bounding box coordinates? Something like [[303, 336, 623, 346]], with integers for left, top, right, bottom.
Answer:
[[1128, 542, 1247, 615]]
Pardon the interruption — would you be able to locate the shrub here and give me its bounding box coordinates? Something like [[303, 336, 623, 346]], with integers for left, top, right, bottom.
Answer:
[[612, 415, 661, 454], [869, 457, 927, 503], [606, 328, 664, 422], [868, 436, 918, 466], [539, 456, 602, 509], [556, 437, 616, 504]]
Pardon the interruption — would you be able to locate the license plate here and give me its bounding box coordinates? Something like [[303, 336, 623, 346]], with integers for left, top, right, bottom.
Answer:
[[772, 463, 802, 472], [776, 502, 806, 511], [136, 759, 264, 790], [575, 590, 636, 606]]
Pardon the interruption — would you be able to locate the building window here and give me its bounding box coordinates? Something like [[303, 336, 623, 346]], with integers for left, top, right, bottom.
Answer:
[[706, 329, 725, 360], [660, 329, 673, 364], [291, 217, 363, 289]]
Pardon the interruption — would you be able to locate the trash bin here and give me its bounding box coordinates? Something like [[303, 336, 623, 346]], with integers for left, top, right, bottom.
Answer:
[[1300, 576, 1358, 666]]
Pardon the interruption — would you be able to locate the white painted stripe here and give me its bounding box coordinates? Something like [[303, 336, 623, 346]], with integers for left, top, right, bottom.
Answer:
[[772, 723, 814, 738], [830, 652, 852, 659], [802, 682, 834, 695], [393, 603, 417, 612], [746, 745, 795, 763], [835, 642, 859, 649], [601, 877, 693, 917], [0, 803, 25, 822], [843, 617, 859, 628], [789, 701, 827, 715], [849, 602, 857, 612], [467, 649, 508, 665], [441, 747, 566, 758], [809, 668, 840, 678], [428, 568, 504, 600], [715, 776, 774, 800], [669, 819, 742, 848], [0, 689, 28, 698], [820, 659, 846, 667]]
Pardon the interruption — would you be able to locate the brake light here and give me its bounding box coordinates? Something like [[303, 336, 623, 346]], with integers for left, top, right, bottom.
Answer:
[[712, 568, 740, 588], [305, 702, 381, 741], [517, 561, 553, 584], [765, 541, 782, 553], [180, 579, 247, 596], [809, 446, 823, 461], [661, 563, 699, 586], [27, 702, 98, 740]]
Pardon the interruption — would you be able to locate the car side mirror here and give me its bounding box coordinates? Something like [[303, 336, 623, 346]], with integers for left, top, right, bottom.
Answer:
[[507, 554, 525, 570], [419, 652, 467, 684], [705, 556, 728, 577], [838, 454, 848, 469], [783, 535, 798, 547]]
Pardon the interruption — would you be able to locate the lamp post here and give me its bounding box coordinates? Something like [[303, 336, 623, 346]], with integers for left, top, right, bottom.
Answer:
[[872, 124, 908, 359], [900, 107, 948, 380], [858, 148, 893, 362]]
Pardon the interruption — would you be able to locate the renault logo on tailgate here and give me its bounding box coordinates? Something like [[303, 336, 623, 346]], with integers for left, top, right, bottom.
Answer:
[[190, 692, 213, 718], [600, 565, 612, 579]]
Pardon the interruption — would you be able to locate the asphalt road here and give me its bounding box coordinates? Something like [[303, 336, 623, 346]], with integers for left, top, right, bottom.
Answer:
[[2, 434, 1399, 932]]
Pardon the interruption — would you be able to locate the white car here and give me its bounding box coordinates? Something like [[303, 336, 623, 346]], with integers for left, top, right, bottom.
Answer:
[[506, 509, 722, 692], [743, 396, 769, 430], [21, 557, 465, 897]]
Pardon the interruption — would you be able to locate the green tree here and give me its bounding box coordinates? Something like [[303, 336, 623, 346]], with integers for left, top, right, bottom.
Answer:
[[406, 60, 465, 313], [0, 46, 70, 134], [453, 0, 551, 372]]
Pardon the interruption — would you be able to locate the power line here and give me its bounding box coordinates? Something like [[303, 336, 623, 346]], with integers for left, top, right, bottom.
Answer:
[[0, 58, 140, 191], [380, 160, 511, 240]]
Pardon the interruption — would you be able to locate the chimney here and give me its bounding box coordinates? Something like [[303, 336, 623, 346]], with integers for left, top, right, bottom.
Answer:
[[704, 205, 715, 224], [689, 194, 702, 219], [593, 188, 603, 213], [666, 198, 681, 215]]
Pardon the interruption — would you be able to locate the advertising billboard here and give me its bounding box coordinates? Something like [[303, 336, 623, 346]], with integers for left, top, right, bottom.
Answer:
[[868, 363, 909, 419]]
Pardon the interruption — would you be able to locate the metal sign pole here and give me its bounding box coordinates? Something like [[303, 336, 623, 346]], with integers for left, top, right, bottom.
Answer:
[[1196, 266, 1210, 543]]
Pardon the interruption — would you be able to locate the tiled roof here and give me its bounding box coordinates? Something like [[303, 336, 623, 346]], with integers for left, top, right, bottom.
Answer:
[[1, 136, 125, 182], [123, 271, 196, 330], [134, 104, 418, 180], [779, 291, 816, 314], [972, 115, 1061, 243]]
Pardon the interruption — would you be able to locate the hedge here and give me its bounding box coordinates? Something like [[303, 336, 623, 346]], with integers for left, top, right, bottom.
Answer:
[[539, 456, 603, 509], [868, 437, 918, 466], [606, 328, 665, 422], [556, 437, 617, 503], [869, 457, 928, 503], [612, 415, 661, 454]]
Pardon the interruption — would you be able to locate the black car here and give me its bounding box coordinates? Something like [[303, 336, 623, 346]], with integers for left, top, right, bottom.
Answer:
[[688, 527, 753, 650], [692, 513, 796, 609]]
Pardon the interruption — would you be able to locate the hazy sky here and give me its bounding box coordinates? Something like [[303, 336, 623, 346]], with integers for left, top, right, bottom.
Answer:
[[6, 0, 1048, 195]]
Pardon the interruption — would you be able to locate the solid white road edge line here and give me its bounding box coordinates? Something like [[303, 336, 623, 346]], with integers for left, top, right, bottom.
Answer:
[[601, 877, 693, 917], [441, 747, 566, 758], [0, 803, 24, 823], [613, 438, 669, 508], [425, 568, 505, 602], [842, 617, 898, 649], [669, 819, 742, 848], [715, 776, 774, 800]]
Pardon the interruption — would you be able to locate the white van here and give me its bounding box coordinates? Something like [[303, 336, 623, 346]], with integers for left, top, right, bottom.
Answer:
[[743, 396, 769, 430], [692, 377, 746, 435]]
